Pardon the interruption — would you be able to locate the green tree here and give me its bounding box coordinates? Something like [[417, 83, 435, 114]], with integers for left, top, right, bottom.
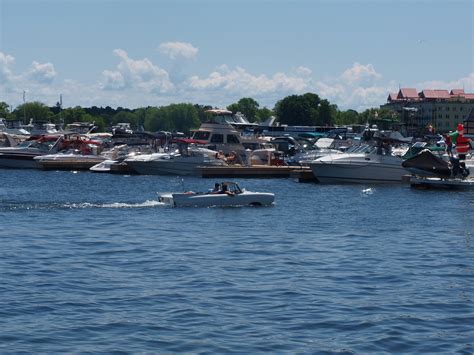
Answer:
[[144, 107, 161, 132], [274, 93, 321, 126], [143, 104, 200, 133], [165, 103, 200, 133], [12, 102, 53, 123], [61, 106, 88, 124], [334, 109, 359, 125], [227, 97, 260, 122], [318, 99, 332, 126], [255, 107, 273, 122], [0, 102, 10, 118], [133, 107, 148, 130], [111, 111, 138, 128]]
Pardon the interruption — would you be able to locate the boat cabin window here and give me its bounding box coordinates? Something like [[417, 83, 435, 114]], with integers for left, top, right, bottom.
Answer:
[[210, 134, 224, 143], [192, 131, 210, 141], [226, 134, 240, 144]]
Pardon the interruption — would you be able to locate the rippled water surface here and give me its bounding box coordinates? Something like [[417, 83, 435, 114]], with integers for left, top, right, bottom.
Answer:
[[1, 169, 473, 353]]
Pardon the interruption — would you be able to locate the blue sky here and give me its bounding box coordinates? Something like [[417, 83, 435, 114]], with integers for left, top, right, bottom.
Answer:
[[0, 0, 473, 111]]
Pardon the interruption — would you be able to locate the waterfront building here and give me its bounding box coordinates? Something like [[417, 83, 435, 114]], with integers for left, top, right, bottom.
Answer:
[[464, 108, 474, 135], [382, 88, 474, 133]]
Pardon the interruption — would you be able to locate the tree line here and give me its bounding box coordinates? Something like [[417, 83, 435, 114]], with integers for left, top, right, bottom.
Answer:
[[0, 93, 399, 134]]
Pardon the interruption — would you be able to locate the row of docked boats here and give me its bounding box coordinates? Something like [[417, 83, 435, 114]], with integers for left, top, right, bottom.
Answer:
[[1, 109, 473, 190], [307, 129, 474, 189]]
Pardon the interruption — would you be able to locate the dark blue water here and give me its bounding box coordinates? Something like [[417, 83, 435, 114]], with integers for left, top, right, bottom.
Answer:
[[1, 169, 473, 353]]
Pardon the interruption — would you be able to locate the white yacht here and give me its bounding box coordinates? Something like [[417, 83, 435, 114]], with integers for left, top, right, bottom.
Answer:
[[125, 146, 226, 175], [191, 109, 270, 155], [309, 144, 409, 183]]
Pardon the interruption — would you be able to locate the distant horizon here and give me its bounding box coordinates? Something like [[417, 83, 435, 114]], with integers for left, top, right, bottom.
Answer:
[[1, 0, 473, 111], [5, 85, 474, 114]]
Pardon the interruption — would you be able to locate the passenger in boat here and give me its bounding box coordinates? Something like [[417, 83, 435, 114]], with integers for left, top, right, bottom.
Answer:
[[445, 133, 453, 157], [220, 184, 235, 196], [216, 150, 226, 162], [382, 142, 392, 155], [209, 183, 221, 194], [226, 151, 241, 165]]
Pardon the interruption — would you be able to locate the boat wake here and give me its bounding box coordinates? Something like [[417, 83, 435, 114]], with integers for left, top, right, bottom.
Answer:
[[65, 200, 164, 209], [1, 199, 165, 211]]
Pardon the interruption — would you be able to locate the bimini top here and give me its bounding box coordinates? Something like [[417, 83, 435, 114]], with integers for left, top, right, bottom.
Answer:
[[205, 109, 233, 115]]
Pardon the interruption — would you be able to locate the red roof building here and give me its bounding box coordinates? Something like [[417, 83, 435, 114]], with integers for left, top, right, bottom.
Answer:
[[419, 89, 450, 100], [397, 88, 418, 100], [382, 87, 474, 133], [387, 93, 399, 102], [450, 89, 465, 95]]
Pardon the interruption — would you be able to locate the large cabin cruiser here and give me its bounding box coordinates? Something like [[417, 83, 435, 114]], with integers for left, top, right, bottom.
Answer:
[[191, 109, 269, 155], [309, 135, 410, 183]]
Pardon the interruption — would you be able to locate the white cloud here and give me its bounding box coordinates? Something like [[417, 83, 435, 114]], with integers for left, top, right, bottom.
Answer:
[[28, 61, 57, 84], [292, 66, 312, 77], [0, 52, 15, 82], [2, 47, 473, 113], [417, 73, 474, 92], [101, 70, 126, 90], [158, 41, 198, 60], [341, 62, 382, 84], [101, 49, 173, 93], [187, 65, 311, 95]]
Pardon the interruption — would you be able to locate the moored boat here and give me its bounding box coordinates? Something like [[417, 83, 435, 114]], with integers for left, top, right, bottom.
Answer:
[[0, 134, 62, 169], [309, 144, 408, 183], [125, 144, 226, 175]]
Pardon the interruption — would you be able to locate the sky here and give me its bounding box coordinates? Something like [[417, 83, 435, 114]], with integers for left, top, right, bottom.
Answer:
[[0, 0, 473, 111]]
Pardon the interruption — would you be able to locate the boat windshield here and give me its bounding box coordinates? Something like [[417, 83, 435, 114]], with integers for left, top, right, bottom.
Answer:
[[345, 144, 376, 154], [192, 131, 210, 141], [223, 182, 242, 194]]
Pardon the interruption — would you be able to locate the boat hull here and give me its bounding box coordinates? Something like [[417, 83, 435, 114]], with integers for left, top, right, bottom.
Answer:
[[127, 159, 225, 176], [35, 155, 106, 170], [410, 176, 474, 189], [310, 160, 408, 183], [160, 191, 275, 207], [0, 153, 40, 169]]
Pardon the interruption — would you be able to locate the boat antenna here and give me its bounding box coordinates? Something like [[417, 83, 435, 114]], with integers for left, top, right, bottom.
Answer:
[[23, 90, 26, 124]]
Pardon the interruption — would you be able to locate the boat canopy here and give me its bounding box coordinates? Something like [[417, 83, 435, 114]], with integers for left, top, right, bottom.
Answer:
[[175, 138, 208, 145]]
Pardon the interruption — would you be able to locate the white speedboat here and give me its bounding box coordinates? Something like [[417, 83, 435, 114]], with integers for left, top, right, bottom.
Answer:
[[89, 159, 118, 173], [309, 144, 409, 183], [158, 182, 275, 207], [0, 134, 62, 168], [125, 146, 226, 175]]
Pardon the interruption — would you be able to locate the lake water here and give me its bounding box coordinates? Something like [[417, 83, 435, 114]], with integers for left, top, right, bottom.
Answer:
[[0, 169, 473, 353]]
